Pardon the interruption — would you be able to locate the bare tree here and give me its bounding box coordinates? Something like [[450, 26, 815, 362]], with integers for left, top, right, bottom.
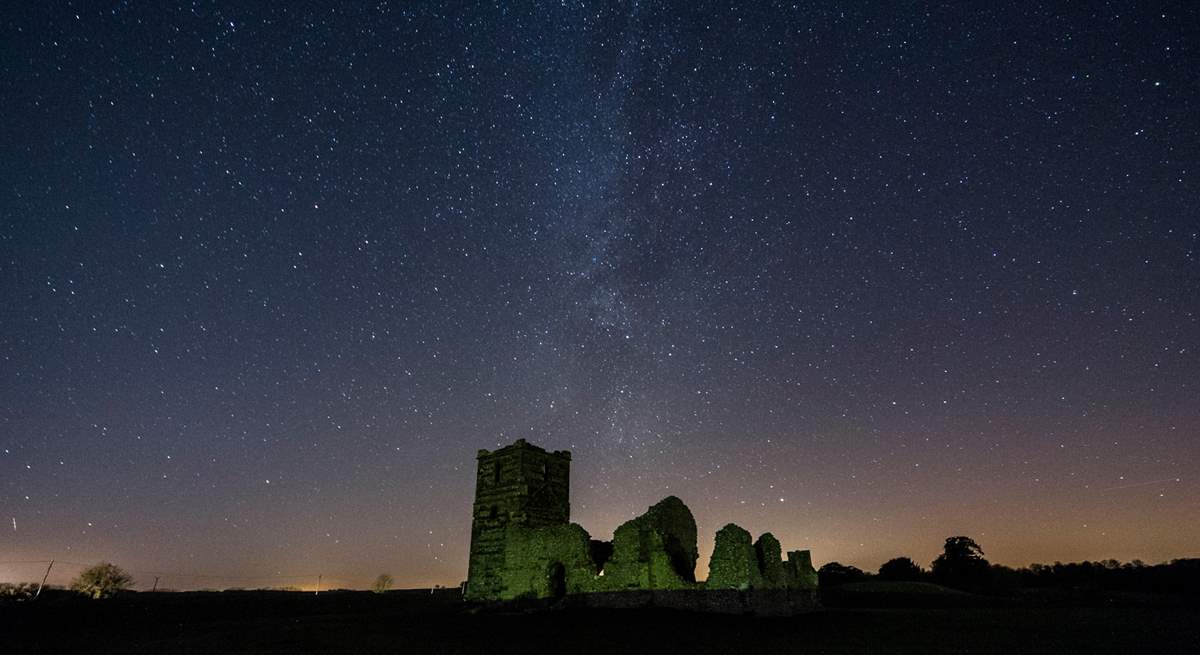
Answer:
[[372, 573, 394, 594]]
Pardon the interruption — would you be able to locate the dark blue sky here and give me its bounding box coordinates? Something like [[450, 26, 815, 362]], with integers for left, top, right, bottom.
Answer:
[[2, 2, 1197, 589]]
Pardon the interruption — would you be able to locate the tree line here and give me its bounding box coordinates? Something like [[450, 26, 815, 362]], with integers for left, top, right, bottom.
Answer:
[[0, 564, 402, 601], [818, 536, 1200, 596]]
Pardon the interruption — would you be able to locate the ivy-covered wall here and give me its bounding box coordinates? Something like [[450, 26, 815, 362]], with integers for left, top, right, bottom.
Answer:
[[465, 440, 818, 602], [707, 523, 763, 590], [599, 496, 698, 591], [499, 523, 595, 599]]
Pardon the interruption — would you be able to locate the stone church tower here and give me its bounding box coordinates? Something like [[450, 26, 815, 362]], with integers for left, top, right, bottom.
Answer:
[[465, 439, 571, 600]]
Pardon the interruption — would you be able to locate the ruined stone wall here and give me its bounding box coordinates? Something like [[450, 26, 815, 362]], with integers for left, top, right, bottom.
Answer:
[[499, 523, 595, 599], [706, 524, 819, 592], [598, 496, 699, 591], [755, 533, 787, 589], [706, 523, 764, 590], [785, 549, 819, 590], [568, 588, 820, 615], [464, 440, 818, 606]]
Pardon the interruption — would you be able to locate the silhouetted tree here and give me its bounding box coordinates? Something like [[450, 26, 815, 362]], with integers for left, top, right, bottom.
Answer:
[[877, 557, 925, 582], [908, 557, 1200, 597], [987, 563, 1022, 593], [70, 562, 134, 599], [372, 573, 393, 594], [931, 536, 991, 590], [0, 582, 40, 601], [818, 562, 868, 587]]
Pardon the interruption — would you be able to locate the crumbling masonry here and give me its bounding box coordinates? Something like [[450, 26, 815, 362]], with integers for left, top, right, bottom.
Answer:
[[464, 440, 818, 610]]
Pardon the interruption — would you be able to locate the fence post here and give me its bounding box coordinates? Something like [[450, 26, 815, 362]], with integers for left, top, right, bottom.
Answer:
[[34, 560, 54, 599]]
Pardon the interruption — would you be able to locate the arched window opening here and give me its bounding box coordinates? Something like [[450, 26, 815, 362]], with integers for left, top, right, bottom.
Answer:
[[547, 562, 566, 599]]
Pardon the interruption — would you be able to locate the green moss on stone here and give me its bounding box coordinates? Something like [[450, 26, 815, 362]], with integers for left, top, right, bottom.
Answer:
[[785, 549, 819, 590], [465, 441, 818, 602], [707, 523, 763, 590], [754, 533, 786, 589], [465, 440, 573, 600], [498, 522, 596, 600], [599, 496, 699, 591]]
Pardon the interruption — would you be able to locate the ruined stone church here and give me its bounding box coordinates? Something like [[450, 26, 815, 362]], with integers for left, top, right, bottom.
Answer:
[[465, 439, 818, 610]]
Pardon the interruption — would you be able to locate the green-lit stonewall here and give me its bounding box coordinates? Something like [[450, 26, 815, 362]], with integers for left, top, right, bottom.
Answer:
[[464, 440, 819, 601]]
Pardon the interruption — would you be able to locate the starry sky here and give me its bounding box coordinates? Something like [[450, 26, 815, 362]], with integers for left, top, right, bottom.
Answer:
[[2, 2, 1198, 590]]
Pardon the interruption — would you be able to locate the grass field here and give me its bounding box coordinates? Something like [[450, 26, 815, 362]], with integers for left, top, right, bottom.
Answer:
[[3, 588, 1198, 654]]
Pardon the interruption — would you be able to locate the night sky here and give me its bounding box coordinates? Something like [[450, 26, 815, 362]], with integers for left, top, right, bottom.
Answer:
[[2, 2, 1198, 591]]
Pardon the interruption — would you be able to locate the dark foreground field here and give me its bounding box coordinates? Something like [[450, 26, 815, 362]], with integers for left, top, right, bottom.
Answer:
[[4, 588, 1198, 654]]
